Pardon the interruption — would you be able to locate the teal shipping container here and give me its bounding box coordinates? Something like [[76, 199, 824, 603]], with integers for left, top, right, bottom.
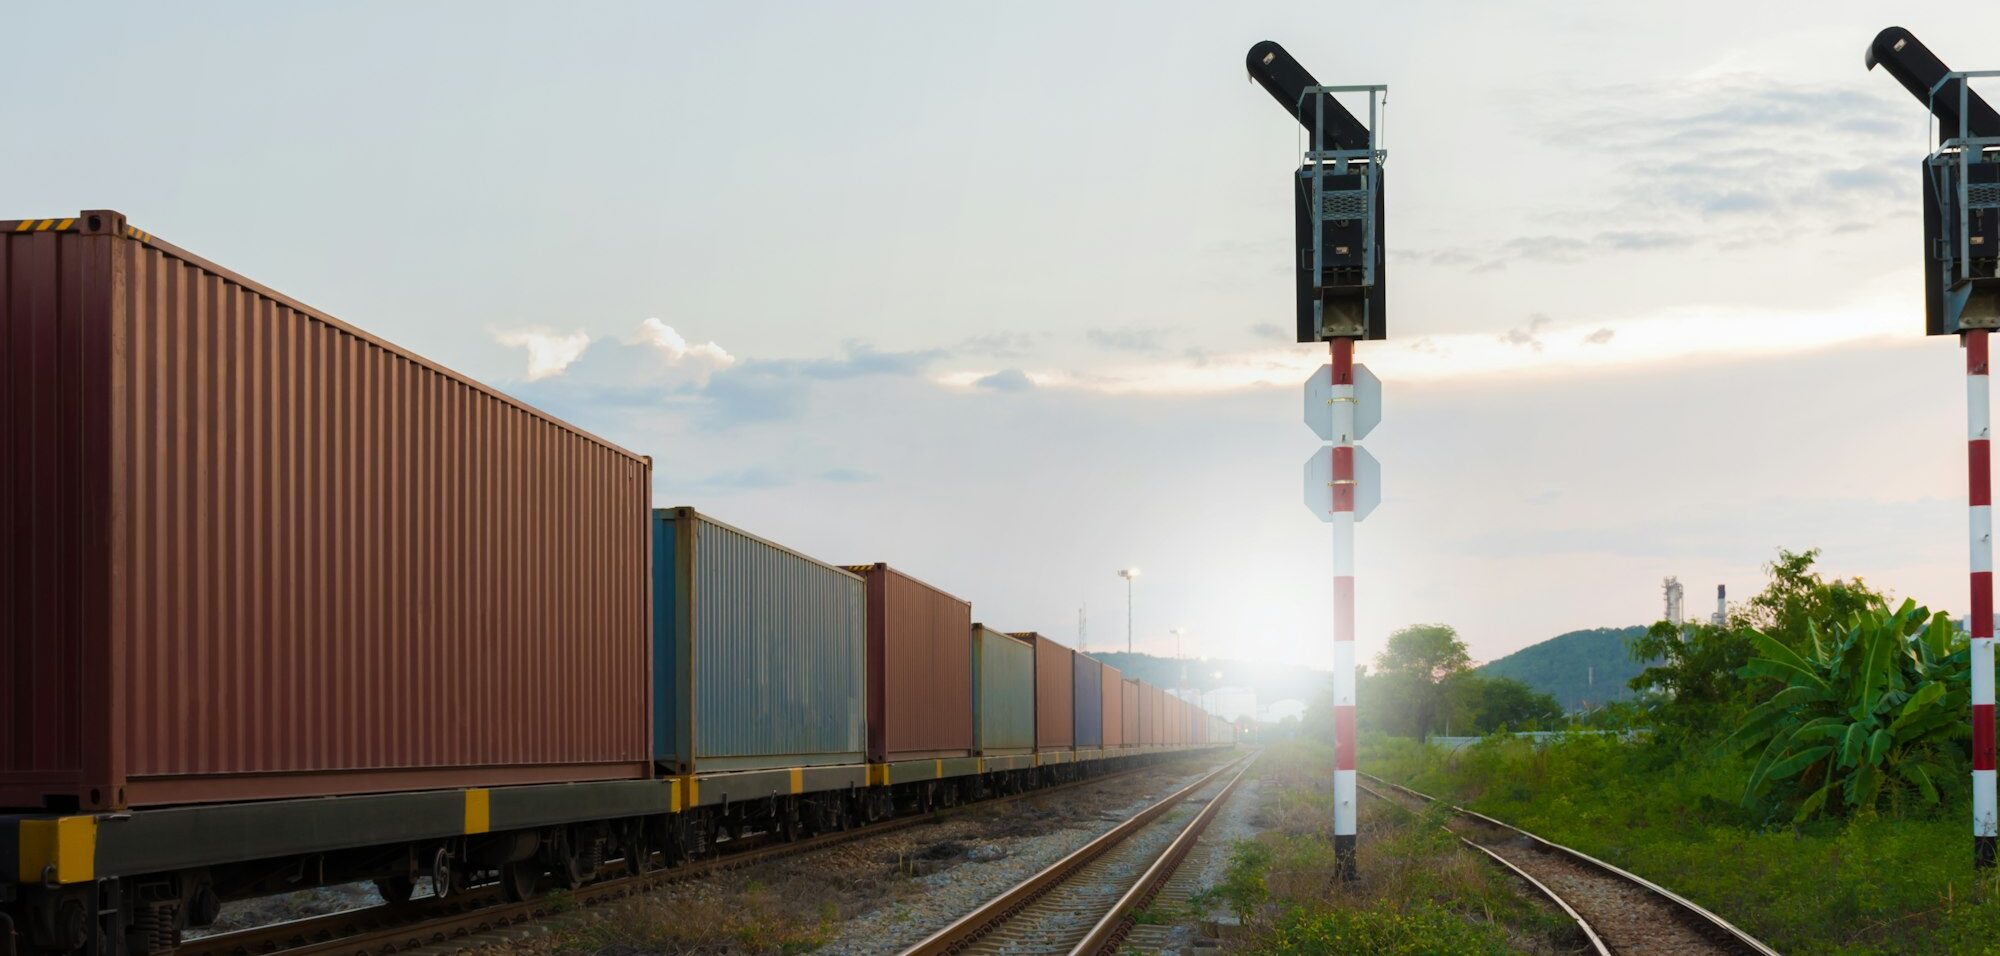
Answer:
[[972, 626, 1035, 755], [652, 508, 866, 774]]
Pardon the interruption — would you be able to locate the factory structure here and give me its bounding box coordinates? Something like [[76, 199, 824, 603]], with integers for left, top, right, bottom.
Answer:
[[1661, 576, 1727, 628]]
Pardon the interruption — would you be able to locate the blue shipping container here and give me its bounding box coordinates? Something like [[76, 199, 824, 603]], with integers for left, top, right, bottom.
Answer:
[[1073, 654, 1104, 747], [653, 508, 867, 773]]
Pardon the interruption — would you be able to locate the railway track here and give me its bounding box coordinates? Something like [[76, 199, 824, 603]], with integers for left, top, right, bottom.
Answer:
[[900, 752, 1256, 956], [1357, 773, 1778, 956], [180, 758, 1219, 956]]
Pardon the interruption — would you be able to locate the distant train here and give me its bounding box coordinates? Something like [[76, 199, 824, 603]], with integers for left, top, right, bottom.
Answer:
[[0, 211, 1235, 956]]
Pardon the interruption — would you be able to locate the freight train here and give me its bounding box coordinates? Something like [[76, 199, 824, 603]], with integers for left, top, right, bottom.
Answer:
[[0, 211, 1237, 956]]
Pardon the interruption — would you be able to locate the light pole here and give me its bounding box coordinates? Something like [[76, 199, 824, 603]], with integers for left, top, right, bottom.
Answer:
[[1118, 568, 1140, 654]]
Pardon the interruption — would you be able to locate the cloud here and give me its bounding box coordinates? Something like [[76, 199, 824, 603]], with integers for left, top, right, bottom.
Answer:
[[506, 320, 942, 428], [931, 282, 1913, 394], [1249, 322, 1290, 343], [975, 368, 1036, 392], [494, 327, 591, 380], [1499, 315, 1553, 352], [632, 318, 735, 370], [959, 332, 1039, 358], [1087, 327, 1162, 353]]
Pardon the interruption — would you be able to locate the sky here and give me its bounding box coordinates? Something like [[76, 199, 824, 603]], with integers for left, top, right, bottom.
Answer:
[[8, 2, 2000, 670]]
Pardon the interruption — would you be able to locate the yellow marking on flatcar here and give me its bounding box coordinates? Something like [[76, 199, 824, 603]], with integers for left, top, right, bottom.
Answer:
[[934, 759, 943, 779], [682, 776, 699, 807], [867, 764, 889, 787], [56, 218, 73, 230], [463, 789, 491, 834], [18, 816, 95, 884], [35, 219, 53, 231], [790, 768, 804, 794]]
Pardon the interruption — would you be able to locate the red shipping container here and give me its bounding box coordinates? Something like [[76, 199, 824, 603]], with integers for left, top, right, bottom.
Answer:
[[1018, 632, 1074, 750], [1121, 678, 1140, 748], [847, 564, 973, 762], [1099, 662, 1123, 748], [0, 212, 653, 811]]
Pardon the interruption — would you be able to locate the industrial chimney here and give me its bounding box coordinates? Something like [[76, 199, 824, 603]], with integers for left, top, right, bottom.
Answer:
[[1663, 577, 1684, 625], [1712, 584, 1727, 627]]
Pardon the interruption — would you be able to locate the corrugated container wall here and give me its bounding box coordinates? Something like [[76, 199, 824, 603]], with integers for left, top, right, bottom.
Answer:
[[1073, 654, 1103, 748], [1100, 663, 1123, 748], [654, 508, 865, 774], [1120, 679, 1139, 748], [0, 212, 653, 811], [847, 565, 972, 763], [1023, 633, 1075, 750], [1137, 683, 1156, 746], [972, 626, 1035, 755]]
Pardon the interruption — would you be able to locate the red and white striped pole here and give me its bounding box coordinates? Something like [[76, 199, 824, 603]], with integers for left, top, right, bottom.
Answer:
[[1330, 337, 1359, 880], [1970, 330, 1996, 869]]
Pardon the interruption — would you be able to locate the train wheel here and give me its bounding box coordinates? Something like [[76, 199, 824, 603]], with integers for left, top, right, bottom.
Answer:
[[374, 876, 416, 905], [501, 861, 542, 902]]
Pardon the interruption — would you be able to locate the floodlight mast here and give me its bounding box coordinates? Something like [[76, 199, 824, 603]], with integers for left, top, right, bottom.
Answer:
[[1248, 40, 1387, 884], [1868, 27, 2000, 870]]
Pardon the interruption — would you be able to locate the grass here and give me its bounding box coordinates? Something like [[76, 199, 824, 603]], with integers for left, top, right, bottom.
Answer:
[[529, 874, 842, 955], [1364, 732, 2000, 955], [1207, 741, 1576, 954]]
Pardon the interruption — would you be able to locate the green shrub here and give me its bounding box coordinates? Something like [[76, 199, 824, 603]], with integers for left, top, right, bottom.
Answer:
[[1724, 599, 1968, 823]]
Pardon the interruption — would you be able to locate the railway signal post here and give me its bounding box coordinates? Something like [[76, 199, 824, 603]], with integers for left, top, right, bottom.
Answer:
[[1247, 40, 1388, 881], [1867, 27, 2000, 867]]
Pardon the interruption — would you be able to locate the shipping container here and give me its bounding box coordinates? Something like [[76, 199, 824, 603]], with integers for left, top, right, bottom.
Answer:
[[1073, 654, 1103, 748], [0, 212, 653, 812], [654, 508, 865, 774], [972, 626, 1035, 755], [1100, 663, 1124, 748], [846, 564, 973, 762], [1120, 678, 1140, 748], [1137, 682, 1155, 746], [1019, 633, 1075, 750]]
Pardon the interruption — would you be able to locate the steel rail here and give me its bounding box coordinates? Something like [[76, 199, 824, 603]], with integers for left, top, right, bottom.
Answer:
[[899, 752, 1253, 956], [184, 756, 1215, 956], [1069, 754, 1256, 955], [1358, 772, 1779, 956]]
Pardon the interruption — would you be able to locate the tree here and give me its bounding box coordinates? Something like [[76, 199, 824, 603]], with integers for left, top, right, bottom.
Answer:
[[1740, 549, 1883, 652], [1627, 620, 1755, 732], [1448, 674, 1564, 733], [1628, 548, 1887, 734], [1723, 599, 1966, 822], [1374, 624, 1474, 738]]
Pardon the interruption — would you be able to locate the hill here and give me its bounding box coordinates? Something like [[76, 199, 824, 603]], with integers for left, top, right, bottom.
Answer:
[[1476, 626, 1655, 712]]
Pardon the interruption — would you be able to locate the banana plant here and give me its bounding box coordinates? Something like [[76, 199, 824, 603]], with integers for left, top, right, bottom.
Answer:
[[1722, 599, 1969, 823]]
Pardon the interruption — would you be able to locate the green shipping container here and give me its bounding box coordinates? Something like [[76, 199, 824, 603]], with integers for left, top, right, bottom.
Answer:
[[972, 625, 1035, 755]]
